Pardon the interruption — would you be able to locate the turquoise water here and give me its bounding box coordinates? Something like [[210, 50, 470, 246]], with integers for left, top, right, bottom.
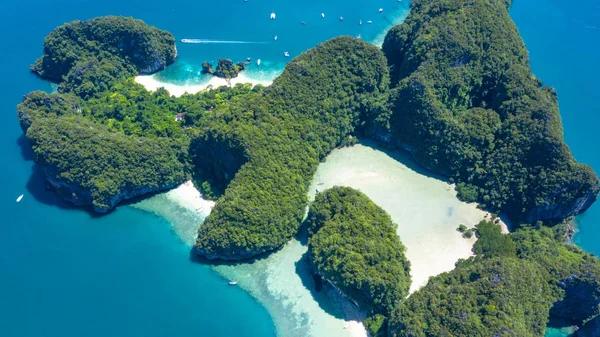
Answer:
[[511, 1, 600, 336], [1, 0, 598, 336], [510, 0, 600, 255]]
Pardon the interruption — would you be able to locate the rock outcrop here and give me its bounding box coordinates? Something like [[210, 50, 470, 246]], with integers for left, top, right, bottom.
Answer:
[[550, 273, 600, 325], [44, 165, 181, 213]]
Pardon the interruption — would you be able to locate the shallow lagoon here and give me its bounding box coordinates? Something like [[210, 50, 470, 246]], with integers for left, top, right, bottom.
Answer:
[[135, 140, 490, 337]]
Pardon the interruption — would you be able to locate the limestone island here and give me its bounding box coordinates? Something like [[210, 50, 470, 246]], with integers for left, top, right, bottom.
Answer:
[[16, 0, 600, 335], [201, 59, 248, 80]]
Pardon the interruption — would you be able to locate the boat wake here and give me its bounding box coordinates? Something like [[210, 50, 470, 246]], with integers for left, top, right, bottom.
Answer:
[[180, 39, 269, 44]]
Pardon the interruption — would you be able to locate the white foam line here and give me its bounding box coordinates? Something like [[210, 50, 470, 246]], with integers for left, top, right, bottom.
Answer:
[[181, 39, 269, 44]]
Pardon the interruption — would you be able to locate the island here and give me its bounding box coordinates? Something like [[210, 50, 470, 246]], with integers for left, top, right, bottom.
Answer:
[[306, 187, 411, 336], [201, 59, 248, 79], [15, 0, 600, 335]]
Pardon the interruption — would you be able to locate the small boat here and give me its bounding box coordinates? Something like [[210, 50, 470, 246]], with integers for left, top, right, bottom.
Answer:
[[301, 21, 307, 25], [229, 281, 238, 285], [316, 189, 320, 193], [357, 34, 361, 39], [247, 57, 251, 62], [270, 12, 276, 19], [257, 59, 261, 66], [274, 35, 278, 40], [367, 20, 373, 24], [339, 16, 344, 21], [359, 20, 362, 25], [284, 51, 290, 57], [16, 194, 24, 202], [379, 8, 383, 13], [317, 182, 324, 185], [321, 13, 325, 18]]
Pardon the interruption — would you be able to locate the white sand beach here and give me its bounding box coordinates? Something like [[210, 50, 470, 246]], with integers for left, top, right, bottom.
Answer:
[[135, 73, 273, 97], [308, 142, 489, 293], [136, 141, 507, 337]]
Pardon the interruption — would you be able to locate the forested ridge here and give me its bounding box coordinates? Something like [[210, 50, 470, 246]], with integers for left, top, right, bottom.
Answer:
[[388, 222, 600, 337], [192, 37, 389, 259], [306, 187, 411, 317], [380, 0, 599, 223]]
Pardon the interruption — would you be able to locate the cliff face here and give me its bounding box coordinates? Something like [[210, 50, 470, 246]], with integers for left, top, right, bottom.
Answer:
[[550, 274, 600, 325], [189, 128, 249, 197], [136, 44, 178, 74], [525, 189, 599, 224], [44, 164, 181, 213], [380, 0, 600, 224]]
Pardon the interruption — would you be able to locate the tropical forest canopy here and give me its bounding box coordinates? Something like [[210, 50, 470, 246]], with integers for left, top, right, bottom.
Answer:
[[15, 3, 600, 336], [306, 187, 411, 316], [380, 0, 599, 223]]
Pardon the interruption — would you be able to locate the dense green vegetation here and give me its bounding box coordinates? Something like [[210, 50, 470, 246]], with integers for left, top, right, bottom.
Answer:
[[193, 37, 389, 259], [380, 0, 599, 223], [387, 224, 600, 336], [472, 220, 516, 258], [306, 187, 411, 315], [390, 256, 555, 337], [17, 10, 600, 336], [201, 59, 247, 79], [32, 16, 176, 98], [27, 113, 187, 211], [17, 78, 263, 212]]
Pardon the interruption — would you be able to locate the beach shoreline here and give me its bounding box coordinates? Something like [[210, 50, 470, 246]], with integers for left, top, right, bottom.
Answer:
[[157, 143, 512, 337], [135, 73, 274, 97]]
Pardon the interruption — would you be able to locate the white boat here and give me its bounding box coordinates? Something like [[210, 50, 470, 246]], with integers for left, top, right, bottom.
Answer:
[[379, 8, 383, 13], [284, 51, 290, 57], [229, 281, 238, 285], [321, 13, 325, 18], [257, 59, 261, 66], [359, 20, 362, 25], [16, 194, 23, 202], [339, 16, 344, 21], [270, 12, 276, 19], [367, 20, 373, 24], [274, 35, 278, 41]]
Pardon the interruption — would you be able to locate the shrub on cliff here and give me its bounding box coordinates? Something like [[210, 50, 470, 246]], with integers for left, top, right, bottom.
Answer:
[[380, 0, 599, 223], [306, 187, 411, 315]]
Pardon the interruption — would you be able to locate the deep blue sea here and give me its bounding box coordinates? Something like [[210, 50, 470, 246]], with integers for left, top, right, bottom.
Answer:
[[0, 0, 598, 336]]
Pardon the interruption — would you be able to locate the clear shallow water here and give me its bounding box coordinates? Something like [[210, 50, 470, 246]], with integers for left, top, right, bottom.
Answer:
[[1, 0, 599, 337]]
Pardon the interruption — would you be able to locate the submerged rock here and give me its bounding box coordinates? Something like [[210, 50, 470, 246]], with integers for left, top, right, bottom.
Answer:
[[576, 315, 600, 337]]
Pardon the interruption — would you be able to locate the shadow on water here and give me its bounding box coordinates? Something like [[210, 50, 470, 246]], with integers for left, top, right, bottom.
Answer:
[[17, 134, 90, 213], [16, 134, 34, 161], [188, 218, 348, 320], [293, 250, 346, 320]]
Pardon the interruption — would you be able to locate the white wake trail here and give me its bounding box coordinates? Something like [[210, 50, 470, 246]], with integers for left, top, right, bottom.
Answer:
[[180, 39, 269, 44]]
